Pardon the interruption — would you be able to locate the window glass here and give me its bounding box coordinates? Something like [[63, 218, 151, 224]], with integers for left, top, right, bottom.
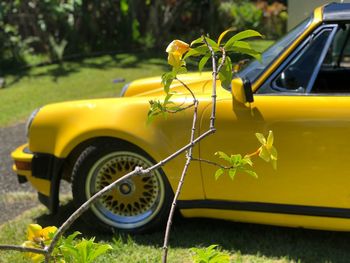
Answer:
[[323, 25, 349, 67], [312, 24, 350, 93], [236, 17, 312, 87], [273, 29, 331, 92]]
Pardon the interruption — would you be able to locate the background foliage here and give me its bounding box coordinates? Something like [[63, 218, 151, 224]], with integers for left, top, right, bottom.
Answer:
[[0, 0, 286, 72]]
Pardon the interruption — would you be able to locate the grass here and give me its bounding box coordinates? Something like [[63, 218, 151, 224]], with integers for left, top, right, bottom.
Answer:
[[0, 53, 167, 126], [0, 41, 273, 127], [1, 202, 350, 262]]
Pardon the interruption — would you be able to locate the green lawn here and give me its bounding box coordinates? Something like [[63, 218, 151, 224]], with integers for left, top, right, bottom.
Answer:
[[1, 203, 350, 262], [0, 41, 273, 127], [0, 53, 167, 126]]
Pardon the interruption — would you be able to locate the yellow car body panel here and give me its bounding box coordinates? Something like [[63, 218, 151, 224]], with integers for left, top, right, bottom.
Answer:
[[11, 3, 350, 231], [28, 96, 211, 201]]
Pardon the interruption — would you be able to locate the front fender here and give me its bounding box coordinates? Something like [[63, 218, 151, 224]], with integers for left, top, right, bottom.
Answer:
[[29, 97, 207, 200]]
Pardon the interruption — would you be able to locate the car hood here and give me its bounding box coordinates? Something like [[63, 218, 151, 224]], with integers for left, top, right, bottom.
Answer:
[[122, 72, 214, 97]]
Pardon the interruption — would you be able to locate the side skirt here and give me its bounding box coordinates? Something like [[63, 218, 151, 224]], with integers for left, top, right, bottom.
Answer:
[[177, 200, 350, 219]]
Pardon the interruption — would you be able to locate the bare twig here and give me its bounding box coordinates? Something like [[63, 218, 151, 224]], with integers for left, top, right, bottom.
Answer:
[[191, 157, 232, 170], [162, 36, 226, 263], [162, 99, 198, 263], [175, 77, 196, 101], [202, 36, 226, 130], [0, 245, 47, 255], [165, 102, 195, 113]]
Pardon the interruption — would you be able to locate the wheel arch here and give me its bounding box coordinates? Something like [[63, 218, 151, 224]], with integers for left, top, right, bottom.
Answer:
[[54, 136, 172, 214]]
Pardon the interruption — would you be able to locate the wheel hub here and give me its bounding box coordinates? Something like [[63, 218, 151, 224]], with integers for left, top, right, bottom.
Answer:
[[86, 151, 165, 229], [118, 181, 134, 195]]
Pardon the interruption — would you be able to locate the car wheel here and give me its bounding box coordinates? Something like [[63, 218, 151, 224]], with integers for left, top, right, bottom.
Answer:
[[71, 142, 173, 233]]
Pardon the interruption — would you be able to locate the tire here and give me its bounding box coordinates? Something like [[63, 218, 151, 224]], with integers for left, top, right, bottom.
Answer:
[[71, 141, 173, 233]]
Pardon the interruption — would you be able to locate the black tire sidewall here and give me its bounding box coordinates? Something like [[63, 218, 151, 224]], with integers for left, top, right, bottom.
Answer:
[[72, 142, 173, 234]]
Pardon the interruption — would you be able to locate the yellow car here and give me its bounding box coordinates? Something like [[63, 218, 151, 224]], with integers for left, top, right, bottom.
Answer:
[[12, 3, 350, 233]]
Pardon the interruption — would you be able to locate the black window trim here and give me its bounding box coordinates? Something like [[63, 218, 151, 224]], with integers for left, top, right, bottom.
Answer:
[[257, 24, 338, 95]]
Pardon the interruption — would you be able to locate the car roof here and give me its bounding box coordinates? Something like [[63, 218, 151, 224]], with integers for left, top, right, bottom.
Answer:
[[323, 3, 350, 22]]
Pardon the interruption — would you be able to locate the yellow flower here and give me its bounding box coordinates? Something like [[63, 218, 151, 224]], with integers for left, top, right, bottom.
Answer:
[[27, 224, 57, 244], [22, 241, 44, 263], [255, 130, 278, 169], [166, 40, 189, 68], [22, 224, 57, 263]]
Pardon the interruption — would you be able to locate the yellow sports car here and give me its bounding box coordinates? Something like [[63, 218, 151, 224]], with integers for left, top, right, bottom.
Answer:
[[12, 3, 350, 233]]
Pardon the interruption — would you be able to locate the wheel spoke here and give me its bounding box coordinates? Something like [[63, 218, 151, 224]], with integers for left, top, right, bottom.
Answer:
[[86, 151, 165, 229]]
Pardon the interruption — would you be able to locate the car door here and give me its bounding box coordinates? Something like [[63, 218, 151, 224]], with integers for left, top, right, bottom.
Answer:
[[197, 23, 350, 214]]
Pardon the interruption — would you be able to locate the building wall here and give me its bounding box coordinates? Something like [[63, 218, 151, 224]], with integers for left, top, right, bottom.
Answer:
[[288, 0, 350, 30]]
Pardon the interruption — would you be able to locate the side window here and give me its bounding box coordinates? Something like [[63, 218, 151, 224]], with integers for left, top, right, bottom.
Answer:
[[312, 25, 350, 93], [272, 29, 331, 93]]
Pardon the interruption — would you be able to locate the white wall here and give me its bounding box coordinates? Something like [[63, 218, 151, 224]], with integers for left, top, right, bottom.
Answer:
[[288, 0, 350, 30]]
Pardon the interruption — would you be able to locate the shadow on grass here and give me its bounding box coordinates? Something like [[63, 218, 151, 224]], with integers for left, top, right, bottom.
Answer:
[[36, 201, 350, 263], [3, 52, 168, 87]]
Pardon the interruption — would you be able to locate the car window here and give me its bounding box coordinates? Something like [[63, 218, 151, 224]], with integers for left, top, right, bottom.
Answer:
[[272, 30, 331, 93], [312, 24, 350, 94], [237, 17, 312, 87]]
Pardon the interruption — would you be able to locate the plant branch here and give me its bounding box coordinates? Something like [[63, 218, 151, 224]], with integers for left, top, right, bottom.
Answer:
[[191, 157, 232, 169], [202, 36, 226, 130], [175, 77, 196, 101], [0, 245, 47, 255], [165, 102, 195, 113], [162, 99, 198, 263], [46, 120, 216, 261]]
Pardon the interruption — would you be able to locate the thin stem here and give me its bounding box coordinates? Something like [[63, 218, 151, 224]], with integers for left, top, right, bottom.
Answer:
[[191, 157, 231, 170], [0, 245, 47, 255], [202, 36, 226, 130], [175, 77, 196, 101], [162, 100, 198, 263], [166, 102, 195, 113]]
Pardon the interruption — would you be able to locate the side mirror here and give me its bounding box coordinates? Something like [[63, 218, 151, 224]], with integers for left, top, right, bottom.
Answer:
[[231, 77, 254, 104]]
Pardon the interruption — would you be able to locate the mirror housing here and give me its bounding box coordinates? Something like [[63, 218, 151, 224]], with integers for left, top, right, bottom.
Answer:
[[231, 77, 254, 104]]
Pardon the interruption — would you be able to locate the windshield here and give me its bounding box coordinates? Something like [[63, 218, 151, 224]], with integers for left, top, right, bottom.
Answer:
[[236, 16, 313, 84]]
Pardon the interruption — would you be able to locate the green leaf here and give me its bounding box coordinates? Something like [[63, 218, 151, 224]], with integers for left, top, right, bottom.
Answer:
[[163, 93, 173, 104], [241, 156, 253, 166], [228, 168, 237, 180], [161, 72, 175, 93], [218, 28, 235, 46], [231, 40, 252, 50], [229, 154, 241, 165], [120, 0, 129, 15], [255, 133, 266, 145], [66, 231, 81, 244], [198, 54, 210, 72], [270, 146, 278, 160], [88, 244, 113, 262], [215, 151, 231, 162], [215, 168, 224, 180], [183, 48, 202, 59], [244, 169, 258, 178], [224, 29, 262, 49], [174, 66, 187, 75], [228, 46, 262, 61], [218, 56, 233, 90], [204, 37, 219, 49], [190, 45, 210, 55], [190, 36, 204, 46], [259, 146, 270, 162]]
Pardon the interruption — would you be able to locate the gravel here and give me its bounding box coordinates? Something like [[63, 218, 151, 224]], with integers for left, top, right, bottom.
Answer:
[[0, 122, 72, 224], [0, 122, 31, 193], [0, 122, 43, 224]]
